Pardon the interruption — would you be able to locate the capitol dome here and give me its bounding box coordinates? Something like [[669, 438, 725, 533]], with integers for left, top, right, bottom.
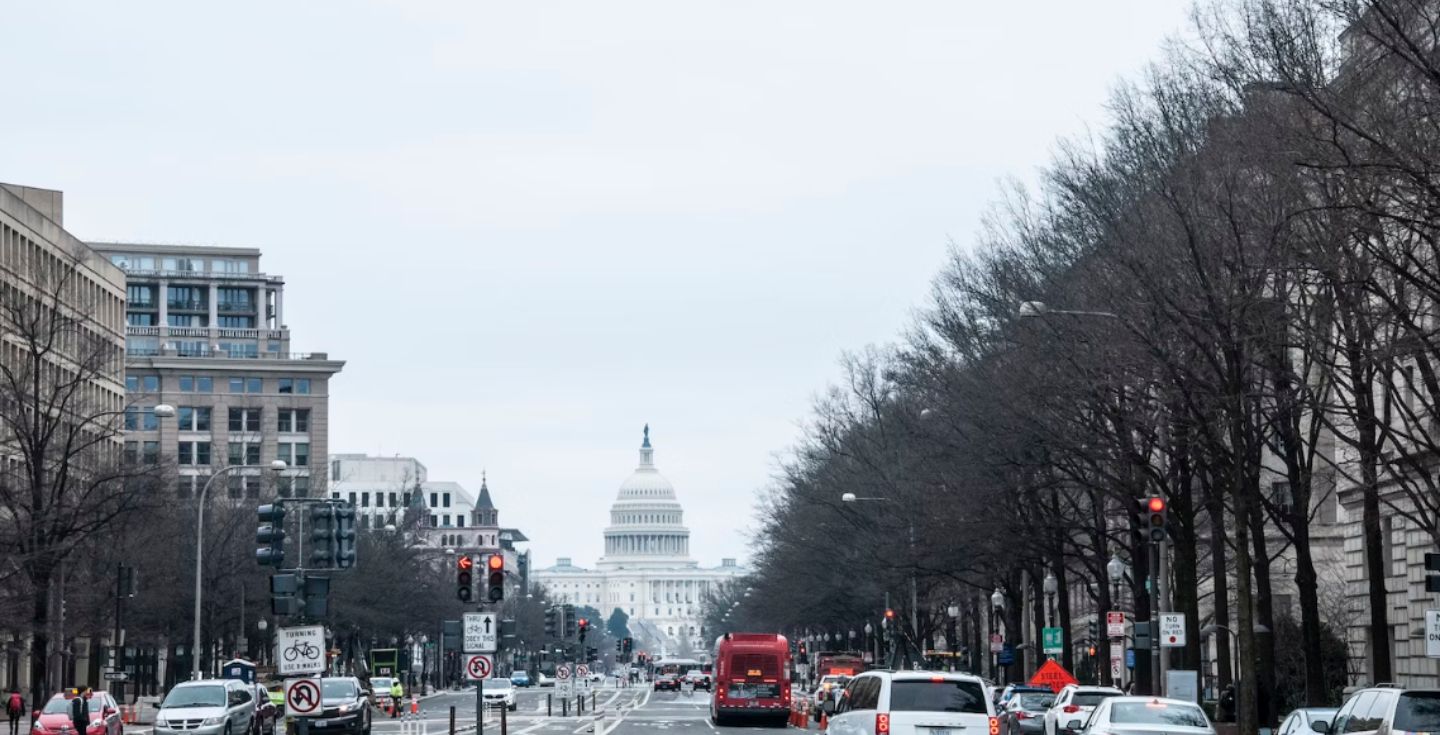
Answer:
[[597, 425, 695, 570]]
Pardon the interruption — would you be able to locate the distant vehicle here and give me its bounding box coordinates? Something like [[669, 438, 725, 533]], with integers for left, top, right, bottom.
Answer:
[[1043, 685, 1121, 735], [292, 677, 371, 735], [481, 679, 517, 712], [510, 672, 532, 688], [154, 680, 257, 735], [1276, 707, 1338, 735], [815, 652, 866, 678], [654, 674, 680, 692], [813, 675, 851, 721], [997, 685, 1050, 709], [368, 677, 395, 711], [998, 689, 1056, 735], [684, 670, 712, 692], [826, 670, 995, 735], [537, 673, 555, 688], [1056, 696, 1212, 735], [1329, 686, 1440, 735], [710, 632, 792, 726], [32, 691, 122, 735]]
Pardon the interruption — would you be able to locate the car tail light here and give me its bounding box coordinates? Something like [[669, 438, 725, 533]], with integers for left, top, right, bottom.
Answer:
[[876, 713, 890, 735], [1063, 705, 1080, 714], [989, 717, 1000, 735], [1016, 712, 1030, 720]]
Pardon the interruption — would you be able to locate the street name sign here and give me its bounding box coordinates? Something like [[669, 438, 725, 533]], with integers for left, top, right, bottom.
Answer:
[[1427, 610, 1440, 658], [1042, 627, 1063, 655], [1159, 613, 1185, 647], [1106, 612, 1126, 638], [463, 654, 493, 680], [285, 678, 322, 717], [464, 612, 497, 653], [276, 625, 326, 676], [989, 633, 1003, 653]]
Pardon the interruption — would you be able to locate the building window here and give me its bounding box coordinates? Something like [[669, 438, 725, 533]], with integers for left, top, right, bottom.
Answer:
[[389, 492, 398, 507], [142, 441, 159, 464], [166, 285, 206, 310], [126, 284, 154, 306], [361, 492, 370, 507], [178, 376, 213, 392], [228, 408, 261, 432], [123, 441, 138, 465], [126, 376, 138, 391], [177, 406, 212, 432], [278, 409, 310, 433], [430, 492, 438, 507], [176, 476, 196, 499], [229, 377, 263, 393], [443, 493, 451, 508], [457, 517, 466, 528], [227, 441, 261, 466], [168, 314, 206, 328], [219, 342, 259, 358], [217, 315, 255, 329], [278, 475, 310, 497], [213, 260, 250, 275], [126, 313, 155, 326], [430, 515, 438, 527], [278, 378, 312, 395], [227, 474, 259, 499], [163, 257, 203, 273], [124, 408, 160, 431], [177, 441, 211, 466], [348, 492, 357, 505], [277, 442, 310, 467]]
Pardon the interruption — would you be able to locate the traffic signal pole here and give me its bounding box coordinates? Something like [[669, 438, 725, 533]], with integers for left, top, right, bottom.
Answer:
[[1150, 540, 1162, 696]]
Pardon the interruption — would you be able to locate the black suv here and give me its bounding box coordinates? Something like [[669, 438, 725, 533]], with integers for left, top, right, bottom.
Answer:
[[290, 677, 371, 735], [1330, 686, 1440, 735]]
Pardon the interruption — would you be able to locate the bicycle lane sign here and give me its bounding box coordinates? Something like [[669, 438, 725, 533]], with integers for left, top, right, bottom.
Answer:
[[277, 625, 326, 676]]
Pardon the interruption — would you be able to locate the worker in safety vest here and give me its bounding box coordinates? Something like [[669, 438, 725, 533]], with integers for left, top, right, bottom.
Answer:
[[388, 681, 403, 718]]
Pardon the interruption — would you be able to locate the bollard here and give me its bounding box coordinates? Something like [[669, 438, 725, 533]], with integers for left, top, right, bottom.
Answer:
[[449, 706, 456, 735], [577, 695, 583, 716], [501, 700, 507, 735], [563, 698, 569, 717], [591, 691, 596, 711], [547, 694, 552, 717]]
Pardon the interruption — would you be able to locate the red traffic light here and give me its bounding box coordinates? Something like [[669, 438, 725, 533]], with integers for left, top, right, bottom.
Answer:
[[487, 553, 504, 570], [578, 618, 588, 628], [1146, 497, 1166, 513], [457, 555, 473, 571], [1087, 646, 1097, 656], [884, 609, 896, 619]]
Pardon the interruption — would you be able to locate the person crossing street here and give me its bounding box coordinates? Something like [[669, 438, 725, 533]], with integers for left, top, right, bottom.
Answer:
[[6, 687, 23, 735]]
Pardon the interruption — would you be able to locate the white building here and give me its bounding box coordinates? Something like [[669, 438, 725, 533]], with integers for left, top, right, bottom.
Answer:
[[533, 427, 745, 656]]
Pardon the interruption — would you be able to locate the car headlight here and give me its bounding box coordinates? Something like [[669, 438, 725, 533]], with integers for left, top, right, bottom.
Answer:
[[152, 718, 167, 727], [201, 717, 225, 726], [338, 703, 361, 714]]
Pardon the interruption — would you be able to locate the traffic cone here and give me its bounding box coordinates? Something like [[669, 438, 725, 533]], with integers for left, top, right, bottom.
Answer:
[[411, 697, 418, 715], [819, 712, 828, 732]]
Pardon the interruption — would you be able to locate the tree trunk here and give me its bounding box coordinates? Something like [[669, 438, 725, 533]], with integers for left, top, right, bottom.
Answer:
[[1233, 474, 1259, 735], [1207, 484, 1233, 692], [1249, 498, 1278, 729], [1351, 348, 1392, 684], [28, 563, 53, 712]]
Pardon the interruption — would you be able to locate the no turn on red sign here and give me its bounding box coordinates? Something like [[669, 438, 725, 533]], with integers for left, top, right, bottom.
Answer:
[[464, 654, 494, 680], [1159, 613, 1185, 647]]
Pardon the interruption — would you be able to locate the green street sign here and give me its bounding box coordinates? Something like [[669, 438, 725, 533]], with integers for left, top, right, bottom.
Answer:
[[1042, 627, 1063, 655]]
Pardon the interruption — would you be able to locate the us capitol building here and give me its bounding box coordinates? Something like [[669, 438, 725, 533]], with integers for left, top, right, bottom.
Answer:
[[533, 426, 744, 656]]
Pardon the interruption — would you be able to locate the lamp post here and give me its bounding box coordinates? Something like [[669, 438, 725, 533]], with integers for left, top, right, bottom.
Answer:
[[863, 623, 873, 662], [257, 619, 269, 667], [191, 459, 286, 680], [946, 605, 960, 672], [841, 492, 919, 667], [1042, 572, 1058, 629], [1106, 555, 1126, 605], [991, 588, 1005, 681]]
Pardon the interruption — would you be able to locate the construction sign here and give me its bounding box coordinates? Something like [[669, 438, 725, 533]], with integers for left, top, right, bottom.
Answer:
[[1028, 659, 1078, 692]]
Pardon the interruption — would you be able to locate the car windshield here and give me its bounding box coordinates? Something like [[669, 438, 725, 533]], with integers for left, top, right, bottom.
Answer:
[[1019, 693, 1056, 710], [1395, 693, 1440, 731], [889, 680, 989, 713], [322, 681, 357, 699], [43, 698, 80, 715], [1074, 692, 1119, 707], [487, 681, 512, 691], [163, 686, 226, 709], [1110, 702, 1208, 727], [371, 678, 393, 690]]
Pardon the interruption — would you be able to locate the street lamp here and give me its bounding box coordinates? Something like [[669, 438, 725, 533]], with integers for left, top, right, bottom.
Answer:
[[840, 492, 919, 665], [1017, 301, 1120, 320], [191, 459, 286, 680], [1107, 555, 1127, 605], [991, 588, 1006, 680]]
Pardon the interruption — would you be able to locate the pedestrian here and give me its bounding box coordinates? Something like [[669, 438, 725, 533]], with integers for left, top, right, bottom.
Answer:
[[6, 687, 23, 735], [70, 690, 90, 735], [1218, 683, 1236, 723]]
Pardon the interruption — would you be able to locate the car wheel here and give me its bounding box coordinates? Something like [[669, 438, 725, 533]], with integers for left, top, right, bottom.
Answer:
[[224, 722, 232, 735]]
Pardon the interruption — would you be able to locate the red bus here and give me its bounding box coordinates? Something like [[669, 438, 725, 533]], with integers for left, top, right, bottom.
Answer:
[[815, 651, 866, 677], [710, 632, 792, 726]]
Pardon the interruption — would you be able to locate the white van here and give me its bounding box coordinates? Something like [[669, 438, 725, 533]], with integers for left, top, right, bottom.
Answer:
[[827, 671, 996, 735]]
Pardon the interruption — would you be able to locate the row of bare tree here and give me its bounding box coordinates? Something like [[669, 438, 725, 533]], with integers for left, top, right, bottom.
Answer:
[[722, 1, 1440, 731]]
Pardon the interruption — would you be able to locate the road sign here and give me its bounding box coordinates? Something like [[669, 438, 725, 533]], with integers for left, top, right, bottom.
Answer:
[[998, 644, 1015, 666], [1042, 627, 1063, 655], [576, 664, 590, 678], [1125, 648, 1136, 669], [1027, 660, 1078, 693], [1106, 612, 1126, 638], [276, 625, 325, 676], [989, 633, 1003, 653], [463, 654, 493, 680], [1159, 613, 1185, 647], [102, 671, 128, 682], [556, 664, 572, 680], [1109, 647, 1123, 681], [1427, 610, 1440, 658], [285, 677, 322, 717], [464, 612, 497, 653]]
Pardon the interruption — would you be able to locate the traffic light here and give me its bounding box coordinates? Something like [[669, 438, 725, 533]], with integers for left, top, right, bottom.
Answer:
[[1088, 621, 1097, 642], [1087, 645, 1097, 657], [1143, 496, 1168, 543], [309, 504, 336, 567], [563, 605, 577, 638], [256, 504, 287, 567], [486, 553, 505, 603], [577, 618, 589, 643], [456, 555, 474, 602], [798, 642, 807, 657], [623, 637, 633, 654], [334, 502, 357, 569], [545, 606, 561, 636], [615, 640, 623, 653], [271, 573, 302, 616], [586, 647, 598, 661]]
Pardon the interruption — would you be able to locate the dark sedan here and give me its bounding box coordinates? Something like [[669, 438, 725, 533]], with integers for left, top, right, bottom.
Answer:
[[1000, 690, 1056, 735], [250, 684, 278, 735]]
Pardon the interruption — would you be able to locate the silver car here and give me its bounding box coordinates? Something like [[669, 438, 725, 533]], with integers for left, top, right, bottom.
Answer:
[[154, 680, 256, 735], [1057, 696, 1213, 735]]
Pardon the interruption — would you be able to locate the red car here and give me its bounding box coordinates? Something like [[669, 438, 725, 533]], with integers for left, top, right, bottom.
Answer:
[[653, 674, 679, 691], [31, 691, 122, 735]]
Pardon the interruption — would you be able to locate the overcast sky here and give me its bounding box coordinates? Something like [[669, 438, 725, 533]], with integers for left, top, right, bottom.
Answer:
[[3, 1, 1191, 568]]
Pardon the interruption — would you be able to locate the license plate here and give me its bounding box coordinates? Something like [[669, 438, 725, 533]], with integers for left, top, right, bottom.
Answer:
[[929, 729, 952, 735]]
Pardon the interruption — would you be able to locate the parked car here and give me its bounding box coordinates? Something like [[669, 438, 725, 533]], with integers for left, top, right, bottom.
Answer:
[[654, 674, 679, 692], [827, 670, 994, 735], [1276, 707, 1338, 735], [290, 677, 370, 735], [154, 679, 257, 735], [813, 675, 851, 721], [1329, 686, 1440, 735], [31, 691, 122, 735], [481, 679, 517, 712], [510, 672, 532, 688], [1055, 696, 1213, 735], [1042, 685, 1121, 735], [999, 689, 1056, 735], [250, 684, 278, 735], [998, 685, 1051, 710]]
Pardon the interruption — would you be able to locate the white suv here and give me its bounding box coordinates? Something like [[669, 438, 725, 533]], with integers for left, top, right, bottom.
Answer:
[[1042, 685, 1120, 735], [827, 671, 996, 735]]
